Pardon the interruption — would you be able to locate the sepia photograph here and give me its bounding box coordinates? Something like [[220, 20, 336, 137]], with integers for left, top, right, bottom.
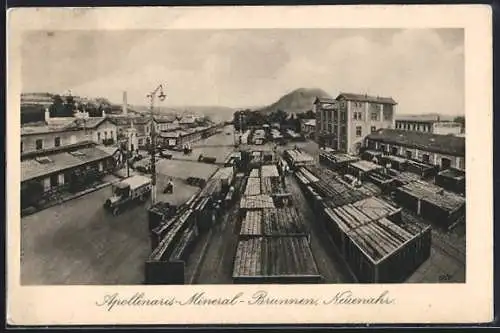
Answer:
[[7, 5, 492, 325]]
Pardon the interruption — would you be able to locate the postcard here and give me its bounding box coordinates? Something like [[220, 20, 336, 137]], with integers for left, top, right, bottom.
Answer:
[[6, 5, 493, 325]]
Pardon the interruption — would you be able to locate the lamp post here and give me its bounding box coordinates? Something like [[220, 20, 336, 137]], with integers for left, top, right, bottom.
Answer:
[[147, 84, 167, 205]]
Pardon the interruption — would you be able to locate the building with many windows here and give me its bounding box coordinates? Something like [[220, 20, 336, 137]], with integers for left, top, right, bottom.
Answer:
[[315, 93, 397, 154], [364, 128, 465, 171], [394, 115, 463, 135]]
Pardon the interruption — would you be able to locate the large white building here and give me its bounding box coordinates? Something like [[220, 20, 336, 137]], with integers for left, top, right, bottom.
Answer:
[[315, 93, 397, 154], [394, 115, 463, 135]]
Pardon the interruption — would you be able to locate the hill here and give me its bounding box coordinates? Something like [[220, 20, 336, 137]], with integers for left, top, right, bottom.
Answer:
[[254, 88, 332, 115]]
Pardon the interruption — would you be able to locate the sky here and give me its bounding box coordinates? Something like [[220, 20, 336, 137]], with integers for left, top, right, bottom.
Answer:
[[21, 28, 464, 115]]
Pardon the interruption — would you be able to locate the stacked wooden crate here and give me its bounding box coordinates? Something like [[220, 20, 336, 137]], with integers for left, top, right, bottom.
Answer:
[[233, 237, 262, 278], [322, 197, 431, 283], [284, 149, 315, 169], [395, 180, 465, 227], [239, 210, 262, 237], [233, 237, 321, 283], [244, 177, 261, 196], [262, 207, 307, 236]]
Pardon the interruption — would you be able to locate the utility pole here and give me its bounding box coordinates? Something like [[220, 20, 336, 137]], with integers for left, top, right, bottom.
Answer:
[[147, 84, 167, 205]]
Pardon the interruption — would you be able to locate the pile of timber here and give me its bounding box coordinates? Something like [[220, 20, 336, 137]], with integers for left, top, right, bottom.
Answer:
[[233, 236, 321, 283], [395, 180, 465, 227], [323, 196, 431, 283]]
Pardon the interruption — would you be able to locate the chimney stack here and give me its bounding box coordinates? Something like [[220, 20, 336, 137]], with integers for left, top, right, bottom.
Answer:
[[44, 107, 50, 123], [122, 91, 128, 116]]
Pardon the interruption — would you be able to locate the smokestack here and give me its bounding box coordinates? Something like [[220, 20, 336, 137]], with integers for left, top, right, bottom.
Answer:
[[44, 107, 50, 123], [122, 91, 128, 115]]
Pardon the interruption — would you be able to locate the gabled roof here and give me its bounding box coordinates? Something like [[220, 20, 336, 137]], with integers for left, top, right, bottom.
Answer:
[[366, 128, 465, 156], [336, 93, 397, 105], [21, 145, 113, 182]]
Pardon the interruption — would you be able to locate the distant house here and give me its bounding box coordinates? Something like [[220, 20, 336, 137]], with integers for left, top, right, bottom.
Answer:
[[300, 119, 316, 139]]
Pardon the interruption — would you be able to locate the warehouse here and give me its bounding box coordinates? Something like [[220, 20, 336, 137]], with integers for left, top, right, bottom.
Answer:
[[364, 128, 465, 171]]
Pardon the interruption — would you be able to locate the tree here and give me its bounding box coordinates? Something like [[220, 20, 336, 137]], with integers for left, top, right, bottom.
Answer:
[[454, 116, 465, 131]]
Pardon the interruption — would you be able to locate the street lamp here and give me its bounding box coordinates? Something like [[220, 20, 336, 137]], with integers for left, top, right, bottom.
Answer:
[[147, 83, 167, 205]]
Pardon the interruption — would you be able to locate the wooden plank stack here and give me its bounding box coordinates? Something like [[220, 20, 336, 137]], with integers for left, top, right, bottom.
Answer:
[[322, 196, 431, 283], [233, 237, 320, 283], [395, 180, 466, 227], [233, 237, 262, 277], [240, 194, 276, 210]]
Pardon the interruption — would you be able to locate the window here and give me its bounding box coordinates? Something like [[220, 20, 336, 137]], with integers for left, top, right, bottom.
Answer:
[[50, 174, 58, 188], [36, 139, 43, 150], [371, 126, 376, 133], [21, 141, 24, 153], [422, 154, 430, 163], [356, 126, 362, 137], [110, 131, 113, 138], [97, 132, 101, 142], [341, 112, 346, 121], [54, 137, 61, 147], [104, 131, 108, 139], [406, 150, 413, 159], [353, 111, 363, 121], [371, 112, 379, 121]]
